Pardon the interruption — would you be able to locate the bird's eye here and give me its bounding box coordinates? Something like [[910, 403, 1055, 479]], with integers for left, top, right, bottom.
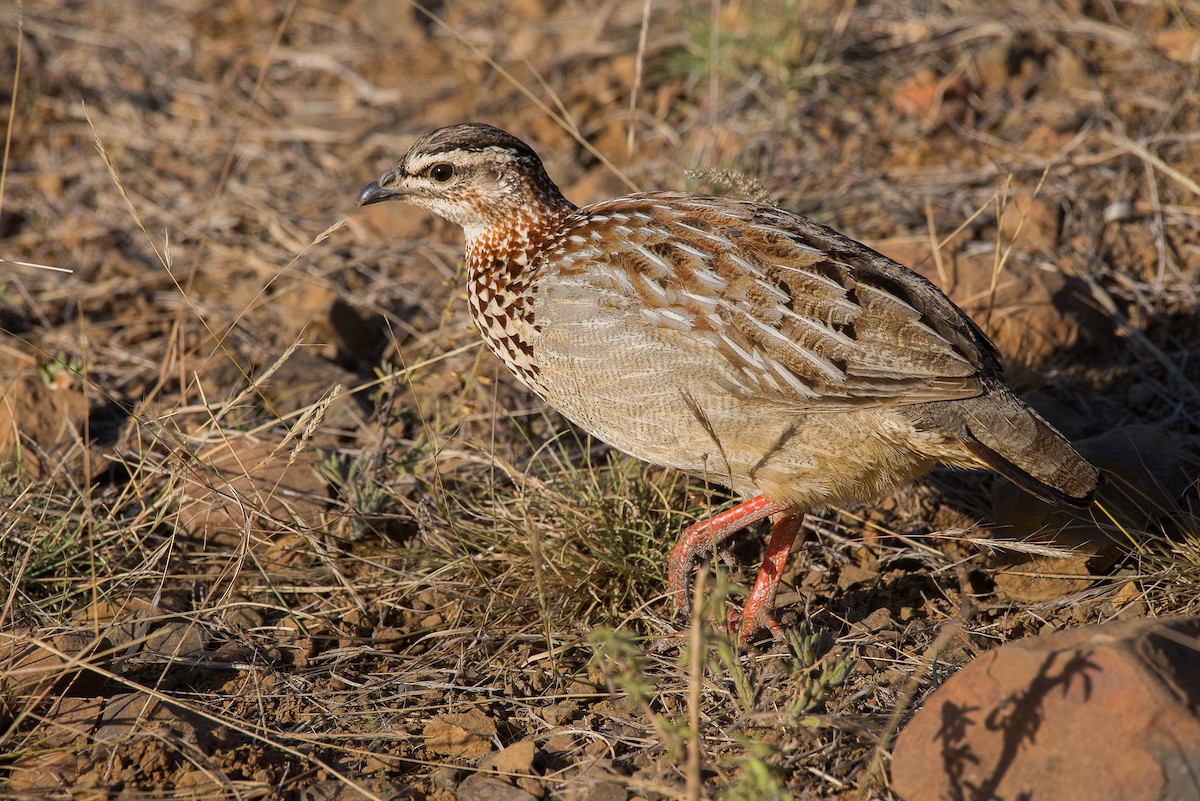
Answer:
[[429, 163, 454, 183]]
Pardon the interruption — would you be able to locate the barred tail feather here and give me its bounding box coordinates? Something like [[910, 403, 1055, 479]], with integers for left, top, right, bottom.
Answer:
[[960, 389, 1099, 507]]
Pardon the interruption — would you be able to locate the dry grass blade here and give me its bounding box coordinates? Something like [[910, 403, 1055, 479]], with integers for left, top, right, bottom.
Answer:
[[0, 257, 73, 274], [1102, 129, 1200, 200], [312, 218, 349, 245]]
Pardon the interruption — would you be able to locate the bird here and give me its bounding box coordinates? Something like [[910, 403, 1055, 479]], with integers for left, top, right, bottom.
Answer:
[[356, 122, 1099, 641]]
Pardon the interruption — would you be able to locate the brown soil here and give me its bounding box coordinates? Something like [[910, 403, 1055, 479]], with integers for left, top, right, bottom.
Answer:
[[2, 1, 1199, 799]]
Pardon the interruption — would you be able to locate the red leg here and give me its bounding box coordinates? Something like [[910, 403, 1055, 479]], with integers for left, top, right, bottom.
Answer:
[[738, 512, 804, 642], [668, 495, 780, 617]]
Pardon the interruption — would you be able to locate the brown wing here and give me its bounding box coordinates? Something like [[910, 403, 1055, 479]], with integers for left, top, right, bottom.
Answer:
[[576, 192, 1000, 409]]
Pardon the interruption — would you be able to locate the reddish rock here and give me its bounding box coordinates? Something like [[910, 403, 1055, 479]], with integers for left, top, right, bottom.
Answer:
[[479, 740, 542, 798], [892, 617, 1200, 801], [0, 369, 92, 479], [43, 695, 105, 745], [870, 242, 1115, 366], [939, 250, 1114, 365], [991, 553, 1092, 604], [423, 709, 497, 760], [174, 434, 329, 541], [1156, 28, 1200, 63]]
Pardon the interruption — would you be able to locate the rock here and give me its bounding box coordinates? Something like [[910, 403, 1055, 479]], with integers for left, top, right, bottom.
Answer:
[[424, 709, 497, 759], [174, 434, 329, 541], [0, 629, 110, 699], [991, 424, 1200, 603], [299, 779, 414, 801], [836, 563, 877, 590], [94, 691, 225, 751], [457, 773, 539, 801], [74, 596, 216, 664], [563, 755, 629, 801], [479, 739, 537, 777], [479, 740, 542, 798], [543, 731, 576, 753], [892, 617, 1200, 801], [141, 620, 208, 659], [1156, 28, 1200, 63], [858, 607, 894, 633], [76, 596, 154, 640], [541, 700, 579, 726], [96, 692, 165, 742], [279, 283, 381, 372], [873, 241, 1115, 366], [6, 750, 78, 792], [971, 38, 1013, 95], [300, 780, 355, 801], [1109, 579, 1147, 620], [940, 250, 1113, 365], [1049, 49, 1091, 93], [992, 553, 1092, 604], [42, 696, 105, 745], [572, 780, 627, 801], [432, 766, 463, 791], [254, 349, 366, 440], [893, 69, 969, 130]]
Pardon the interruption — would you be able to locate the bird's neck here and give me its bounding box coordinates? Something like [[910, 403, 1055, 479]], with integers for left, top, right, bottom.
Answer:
[[463, 195, 576, 287], [461, 197, 575, 394]]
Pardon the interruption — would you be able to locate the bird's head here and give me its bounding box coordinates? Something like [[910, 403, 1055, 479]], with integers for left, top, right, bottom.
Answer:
[[357, 123, 573, 242]]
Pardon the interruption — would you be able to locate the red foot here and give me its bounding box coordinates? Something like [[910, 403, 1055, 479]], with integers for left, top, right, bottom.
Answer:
[[668, 497, 805, 641], [668, 496, 780, 616], [737, 513, 803, 642]]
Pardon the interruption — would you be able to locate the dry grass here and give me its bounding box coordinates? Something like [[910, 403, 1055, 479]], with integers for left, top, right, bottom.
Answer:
[[1, 0, 1199, 798]]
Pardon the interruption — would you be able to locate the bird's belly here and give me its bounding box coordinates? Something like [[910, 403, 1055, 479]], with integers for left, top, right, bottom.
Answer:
[[529, 308, 956, 510]]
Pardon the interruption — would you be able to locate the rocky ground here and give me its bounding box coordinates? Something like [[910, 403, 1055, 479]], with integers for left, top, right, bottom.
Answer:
[[1, 1, 1199, 799]]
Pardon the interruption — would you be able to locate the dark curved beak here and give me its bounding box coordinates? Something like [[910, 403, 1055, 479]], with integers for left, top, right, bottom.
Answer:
[[356, 169, 405, 207]]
